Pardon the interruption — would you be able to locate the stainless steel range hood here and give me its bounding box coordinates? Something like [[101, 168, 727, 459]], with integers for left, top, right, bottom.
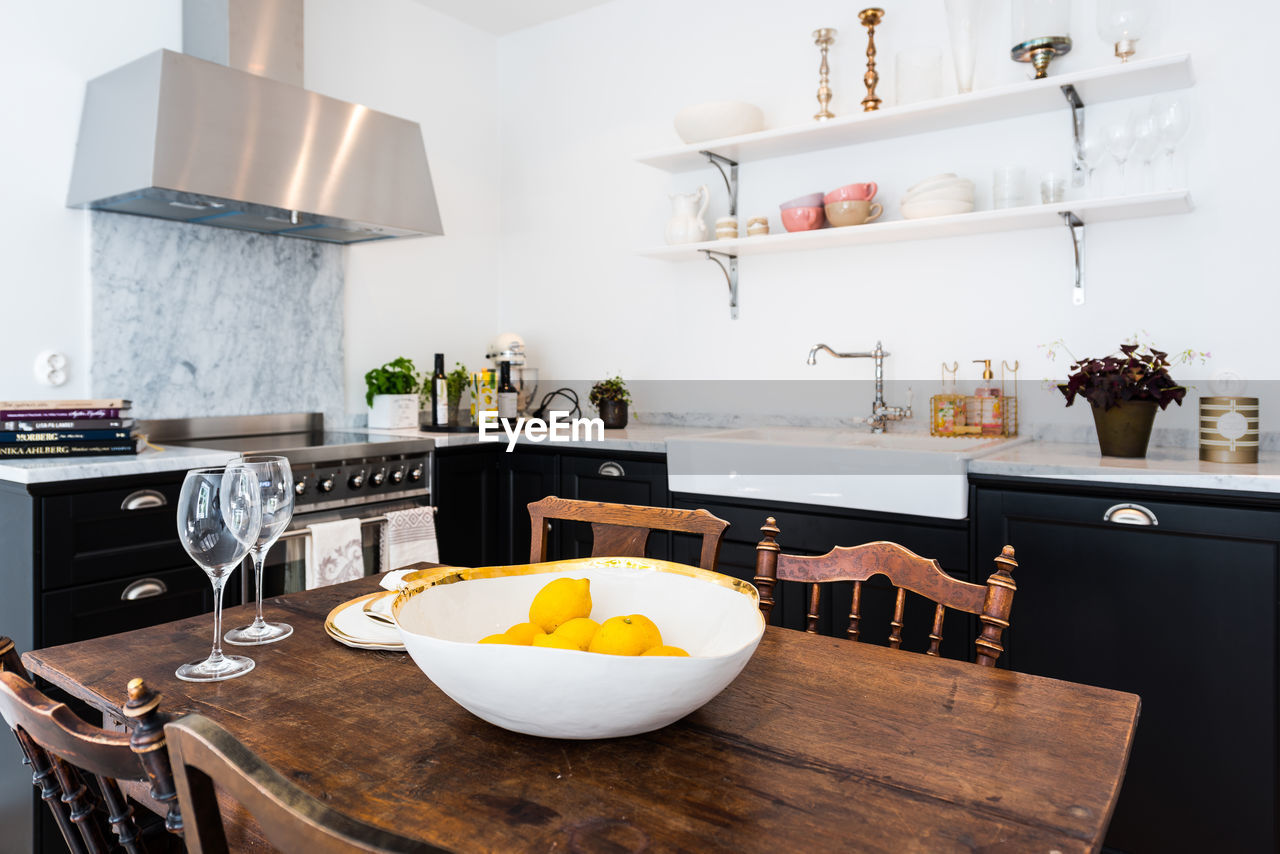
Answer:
[[67, 0, 442, 244]]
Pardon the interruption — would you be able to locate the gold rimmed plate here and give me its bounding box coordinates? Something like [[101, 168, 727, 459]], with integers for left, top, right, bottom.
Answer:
[[324, 591, 405, 651]]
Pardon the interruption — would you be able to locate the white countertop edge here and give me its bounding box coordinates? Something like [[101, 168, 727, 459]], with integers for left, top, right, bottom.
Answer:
[[0, 446, 241, 485]]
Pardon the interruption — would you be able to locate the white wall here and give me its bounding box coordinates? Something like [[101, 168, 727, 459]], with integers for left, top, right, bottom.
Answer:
[[496, 0, 1278, 432], [0, 1, 181, 402], [306, 0, 503, 415]]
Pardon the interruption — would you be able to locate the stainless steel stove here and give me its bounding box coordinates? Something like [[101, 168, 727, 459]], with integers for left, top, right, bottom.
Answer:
[[144, 413, 434, 594]]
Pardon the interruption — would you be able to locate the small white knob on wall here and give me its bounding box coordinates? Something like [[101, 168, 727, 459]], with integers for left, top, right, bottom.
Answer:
[[33, 351, 68, 387]]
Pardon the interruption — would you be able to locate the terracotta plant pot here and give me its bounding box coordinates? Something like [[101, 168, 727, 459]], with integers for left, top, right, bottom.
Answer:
[[1090, 400, 1158, 458], [598, 400, 628, 429]]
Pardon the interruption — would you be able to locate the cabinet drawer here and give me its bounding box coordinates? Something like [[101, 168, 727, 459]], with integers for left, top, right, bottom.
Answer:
[[40, 564, 221, 648]]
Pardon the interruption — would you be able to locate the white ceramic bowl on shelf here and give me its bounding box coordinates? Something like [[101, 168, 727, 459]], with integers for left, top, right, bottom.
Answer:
[[901, 198, 976, 219], [903, 180, 975, 204], [674, 101, 764, 144], [392, 557, 765, 739]]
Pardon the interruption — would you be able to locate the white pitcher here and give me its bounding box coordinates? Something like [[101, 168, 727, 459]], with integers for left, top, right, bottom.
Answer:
[[664, 184, 710, 245]]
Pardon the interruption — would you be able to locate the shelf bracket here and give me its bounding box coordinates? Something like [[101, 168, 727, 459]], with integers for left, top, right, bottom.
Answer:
[[1062, 211, 1085, 305], [701, 250, 739, 319], [700, 151, 739, 216], [1061, 84, 1086, 188]]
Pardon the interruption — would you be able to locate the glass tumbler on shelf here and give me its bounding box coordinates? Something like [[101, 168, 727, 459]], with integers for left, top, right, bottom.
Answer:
[[993, 166, 1026, 209], [224, 455, 295, 646], [174, 464, 262, 682], [895, 47, 944, 106], [1040, 171, 1067, 203]]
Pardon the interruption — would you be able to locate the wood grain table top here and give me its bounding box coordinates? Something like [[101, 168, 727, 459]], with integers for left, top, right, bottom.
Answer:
[[24, 574, 1139, 853]]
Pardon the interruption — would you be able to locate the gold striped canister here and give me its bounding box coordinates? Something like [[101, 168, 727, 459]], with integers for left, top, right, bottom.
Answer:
[[1199, 396, 1259, 463]]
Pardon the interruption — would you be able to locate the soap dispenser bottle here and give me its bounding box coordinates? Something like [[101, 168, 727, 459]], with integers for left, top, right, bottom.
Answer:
[[972, 359, 1003, 436]]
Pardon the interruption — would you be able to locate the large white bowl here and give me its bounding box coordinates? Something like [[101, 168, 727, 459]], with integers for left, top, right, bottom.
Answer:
[[673, 101, 764, 144], [392, 557, 765, 739], [901, 198, 975, 219]]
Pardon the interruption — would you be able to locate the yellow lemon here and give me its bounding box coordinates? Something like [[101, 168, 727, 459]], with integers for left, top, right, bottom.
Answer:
[[588, 614, 663, 656], [478, 633, 510, 644], [549, 617, 600, 651], [503, 622, 546, 646], [641, 645, 689, 657], [532, 633, 581, 650], [528, 577, 592, 633]]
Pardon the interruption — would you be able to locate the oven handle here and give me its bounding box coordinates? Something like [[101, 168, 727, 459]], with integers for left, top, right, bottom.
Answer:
[[276, 507, 438, 543]]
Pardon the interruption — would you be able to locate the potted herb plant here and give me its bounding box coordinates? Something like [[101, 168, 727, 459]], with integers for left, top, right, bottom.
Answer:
[[1054, 342, 1190, 458], [589, 376, 632, 429], [446, 362, 469, 426], [364, 357, 422, 429]]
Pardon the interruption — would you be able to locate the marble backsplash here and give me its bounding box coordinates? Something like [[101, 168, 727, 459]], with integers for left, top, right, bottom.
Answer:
[[89, 213, 345, 422]]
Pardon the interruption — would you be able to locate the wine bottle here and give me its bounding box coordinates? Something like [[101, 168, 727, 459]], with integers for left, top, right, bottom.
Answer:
[[432, 353, 447, 427], [497, 361, 518, 420]]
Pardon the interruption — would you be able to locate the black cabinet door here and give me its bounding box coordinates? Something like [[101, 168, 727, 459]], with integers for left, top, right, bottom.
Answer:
[[672, 493, 972, 658], [499, 448, 559, 565], [433, 446, 500, 568], [559, 452, 670, 561], [973, 482, 1279, 854]]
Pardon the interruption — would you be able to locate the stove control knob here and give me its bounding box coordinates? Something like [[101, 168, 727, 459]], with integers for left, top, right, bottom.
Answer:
[[408, 464, 424, 482], [370, 469, 386, 487], [349, 472, 365, 489], [294, 480, 307, 496], [319, 476, 335, 494], [390, 468, 404, 484]]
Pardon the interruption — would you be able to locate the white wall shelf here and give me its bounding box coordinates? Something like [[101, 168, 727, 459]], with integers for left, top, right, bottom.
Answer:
[[635, 54, 1194, 172]]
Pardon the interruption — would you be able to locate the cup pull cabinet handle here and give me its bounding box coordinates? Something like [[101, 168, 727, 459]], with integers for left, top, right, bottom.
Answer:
[[1103, 503, 1158, 526], [598, 462, 626, 477], [121, 489, 167, 511], [121, 578, 167, 601]]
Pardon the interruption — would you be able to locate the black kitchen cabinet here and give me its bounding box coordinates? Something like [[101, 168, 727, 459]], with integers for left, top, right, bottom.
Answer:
[[433, 445, 500, 568], [558, 451, 670, 561], [671, 492, 974, 658], [972, 476, 1280, 854], [499, 447, 559, 564]]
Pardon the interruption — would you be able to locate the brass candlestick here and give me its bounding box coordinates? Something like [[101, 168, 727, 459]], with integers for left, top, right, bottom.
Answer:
[[812, 28, 837, 121], [858, 8, 885, 112], [1011, 36, 1073, 78]]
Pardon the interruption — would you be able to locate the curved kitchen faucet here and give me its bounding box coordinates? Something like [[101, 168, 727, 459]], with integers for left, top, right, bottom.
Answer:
[[807, 340, 912, 433]]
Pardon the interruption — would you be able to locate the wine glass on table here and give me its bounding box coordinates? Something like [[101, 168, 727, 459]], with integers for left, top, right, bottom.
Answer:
[[174, 464, 262, 682], [225, 455, 295, 645]]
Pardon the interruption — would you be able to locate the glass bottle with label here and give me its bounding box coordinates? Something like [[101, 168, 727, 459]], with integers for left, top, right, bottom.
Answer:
[[497, 362, 518, 421], [432, 353, 448, 427]]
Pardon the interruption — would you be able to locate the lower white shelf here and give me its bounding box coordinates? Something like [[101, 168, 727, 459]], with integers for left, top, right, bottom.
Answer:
[[638, 191, 1192, 261]]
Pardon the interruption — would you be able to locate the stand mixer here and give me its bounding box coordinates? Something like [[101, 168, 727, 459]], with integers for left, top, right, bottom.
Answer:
[[486, 333, 538, 415]]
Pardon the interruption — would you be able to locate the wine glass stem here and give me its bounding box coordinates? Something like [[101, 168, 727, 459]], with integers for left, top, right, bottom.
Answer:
[[209, 574, 227, 665], [251, 549, 267, 629]]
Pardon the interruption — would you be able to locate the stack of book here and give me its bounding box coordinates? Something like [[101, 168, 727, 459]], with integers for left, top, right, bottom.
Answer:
[[0, 399, 138, 459]]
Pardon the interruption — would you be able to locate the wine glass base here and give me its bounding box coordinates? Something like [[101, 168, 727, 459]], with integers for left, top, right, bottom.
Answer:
[[224, 622, 294, 646], [175, 655, 255, 683]]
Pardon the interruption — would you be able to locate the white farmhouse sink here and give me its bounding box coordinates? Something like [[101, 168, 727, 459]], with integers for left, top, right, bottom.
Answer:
[[666, 427, 1027, 519]]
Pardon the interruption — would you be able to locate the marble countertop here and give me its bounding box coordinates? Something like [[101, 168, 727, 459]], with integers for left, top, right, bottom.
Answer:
[[969, 442, 1280, 494], [0, 445, 240, 486], [366, 423, 720, 454]]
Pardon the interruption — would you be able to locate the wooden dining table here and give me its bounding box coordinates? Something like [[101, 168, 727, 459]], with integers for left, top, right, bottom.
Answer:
[[24, 573, 1139, 853]]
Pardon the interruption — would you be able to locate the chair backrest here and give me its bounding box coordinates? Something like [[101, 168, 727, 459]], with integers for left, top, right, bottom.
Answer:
[[753, 518, 1018, 666], [165, 714, 445, 854], [0, 636, 180, 853], [527, 496, 730, 571]]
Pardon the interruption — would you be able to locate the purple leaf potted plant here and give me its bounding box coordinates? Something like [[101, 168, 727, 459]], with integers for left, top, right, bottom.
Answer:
[[1056, 343, 1188, 458]]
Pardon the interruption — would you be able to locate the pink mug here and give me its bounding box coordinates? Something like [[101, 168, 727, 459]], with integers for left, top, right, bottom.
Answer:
[[824, 182, 878, 204], [780, 206, 825, 232]]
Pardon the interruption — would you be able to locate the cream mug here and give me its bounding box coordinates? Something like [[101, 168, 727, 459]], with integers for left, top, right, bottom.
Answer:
[[824, 200, 883, 227]]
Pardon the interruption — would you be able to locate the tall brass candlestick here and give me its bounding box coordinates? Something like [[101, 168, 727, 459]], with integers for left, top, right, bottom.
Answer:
[[812, 28, 837, 121], [858, 8, 885, 112]]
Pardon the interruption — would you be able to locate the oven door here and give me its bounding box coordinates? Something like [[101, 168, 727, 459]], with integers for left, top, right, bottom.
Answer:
[[247, 496, 433, 600]]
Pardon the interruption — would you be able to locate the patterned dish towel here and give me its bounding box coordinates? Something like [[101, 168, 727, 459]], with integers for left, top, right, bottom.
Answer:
[[305, 518, 365, 589], [379, 506, 440, 572]]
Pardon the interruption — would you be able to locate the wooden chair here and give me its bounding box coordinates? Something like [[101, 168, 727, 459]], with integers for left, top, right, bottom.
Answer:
[[0, 636, 180, 853], [165, 713, 444, 853], [527, 496, 730, 571], [753, 518, 1019, 666]]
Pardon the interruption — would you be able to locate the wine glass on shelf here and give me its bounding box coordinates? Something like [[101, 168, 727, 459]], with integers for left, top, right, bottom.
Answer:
[[174, 464, 262, 682], [224, 455, 295, 646], [1077, 129, 1109, 196], [1128, 108, 1160, 194], [1104, 119, 1136, 194], [1153, 95, 1190, 189]]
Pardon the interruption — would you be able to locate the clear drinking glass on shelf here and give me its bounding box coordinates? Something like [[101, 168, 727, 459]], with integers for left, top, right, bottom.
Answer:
[[945, 0, 987, 94], [1153, 94, 1190, 189], [1104, 120, 1136, 192], [174, 464, 262, 682], [1078, 129, 1109, 195], [1127, 107, 1160, 193], [224, 455, 295, 645], [992, 165, 1026, 209]]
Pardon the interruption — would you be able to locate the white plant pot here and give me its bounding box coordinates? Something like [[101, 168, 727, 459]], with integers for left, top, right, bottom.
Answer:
[[368, 394, 420, 429]]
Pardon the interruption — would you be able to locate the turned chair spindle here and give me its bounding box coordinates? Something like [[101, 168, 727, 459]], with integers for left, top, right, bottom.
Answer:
[[753, 519, 1018, 665], [527, 496, 730, 570]]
